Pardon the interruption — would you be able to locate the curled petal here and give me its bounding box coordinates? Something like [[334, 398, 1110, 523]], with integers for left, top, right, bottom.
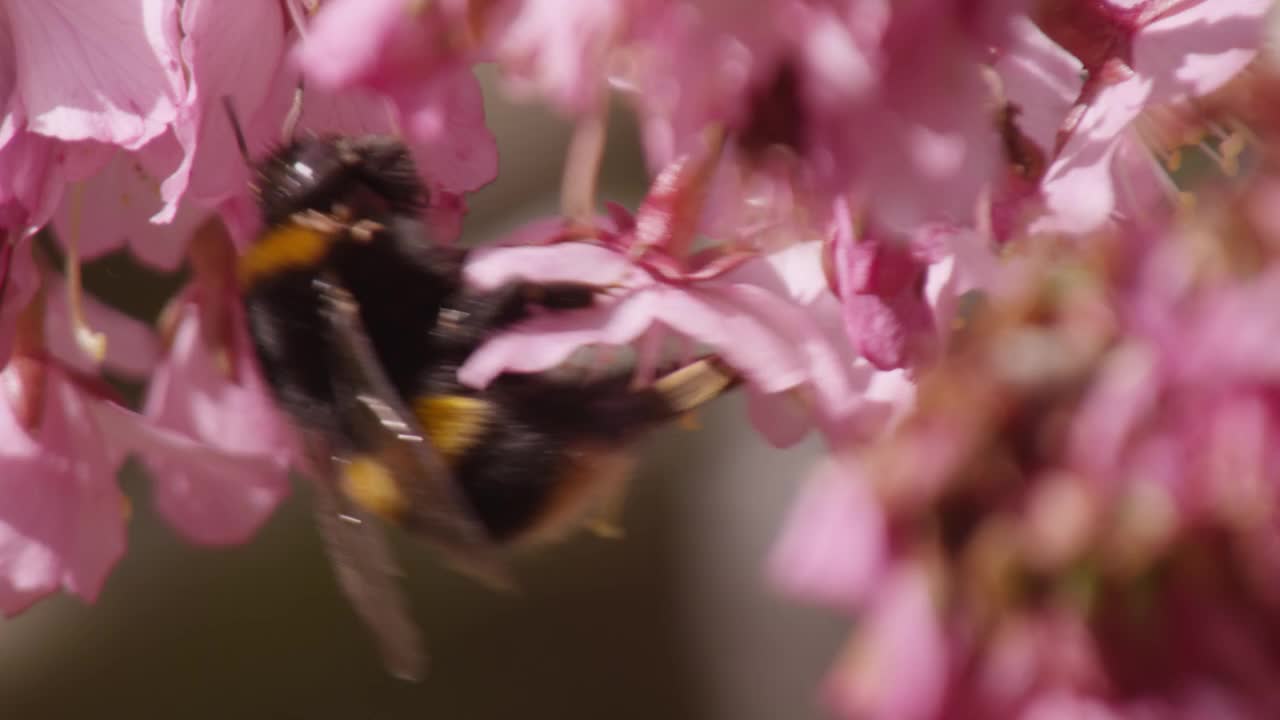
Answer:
[[53, 136, 202, 270], [9, 0, 185, 149], [158, 0, 286, 216]]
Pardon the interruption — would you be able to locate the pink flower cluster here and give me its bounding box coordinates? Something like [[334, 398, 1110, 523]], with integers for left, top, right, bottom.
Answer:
[[2, 0, 1280, 716], [771, 195, 1280, 717]]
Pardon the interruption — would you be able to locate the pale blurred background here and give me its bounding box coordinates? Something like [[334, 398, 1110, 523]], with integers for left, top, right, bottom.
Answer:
[[0, 67, 842, 720]]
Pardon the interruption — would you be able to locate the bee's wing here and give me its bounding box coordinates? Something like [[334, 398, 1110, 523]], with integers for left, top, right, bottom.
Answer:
[[304, 434, 427, 682], [315, 274, 510, 585]]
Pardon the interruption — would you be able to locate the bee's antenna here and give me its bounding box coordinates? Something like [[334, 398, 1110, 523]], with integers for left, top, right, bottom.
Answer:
[[221, 96, 252, 165], [282, 78, 305, 142]]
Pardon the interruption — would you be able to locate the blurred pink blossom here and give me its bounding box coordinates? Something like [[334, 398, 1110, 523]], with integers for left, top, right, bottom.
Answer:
[[297, 0, 498, 201], [771, 209, 1280, 717], [619, 0, 1014, 233]]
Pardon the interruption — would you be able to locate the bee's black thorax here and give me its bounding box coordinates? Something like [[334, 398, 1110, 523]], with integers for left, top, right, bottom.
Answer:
[[254, 135, 425, 227], [241, 213, 465, 438]]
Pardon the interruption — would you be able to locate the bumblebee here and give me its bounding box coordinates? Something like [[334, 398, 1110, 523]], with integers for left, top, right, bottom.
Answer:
[[229, 110, 737, 679]]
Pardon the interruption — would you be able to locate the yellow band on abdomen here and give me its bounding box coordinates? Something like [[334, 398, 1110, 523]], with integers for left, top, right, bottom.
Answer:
[[413, 394, 491, 461], [238, 222, 335, 287]]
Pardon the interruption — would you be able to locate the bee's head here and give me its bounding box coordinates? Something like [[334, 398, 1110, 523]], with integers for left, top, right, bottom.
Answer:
[[252, 135, 427, 227]]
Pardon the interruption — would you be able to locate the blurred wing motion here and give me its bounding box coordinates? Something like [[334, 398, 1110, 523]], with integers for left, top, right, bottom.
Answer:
[[315, 273, 509, 583], [305, 274, 511, 681], [306, 439, 427, 682]]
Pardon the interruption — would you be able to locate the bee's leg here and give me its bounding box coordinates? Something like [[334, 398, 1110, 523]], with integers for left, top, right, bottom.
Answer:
[[438, 280, 602, 347], [521, 281, 599, 311]]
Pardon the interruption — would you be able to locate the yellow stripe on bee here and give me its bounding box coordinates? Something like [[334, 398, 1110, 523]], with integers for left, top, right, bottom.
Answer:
[[413, 395, 491, 460], [238, 222, 335, 287], [341, 455, 409, 523]]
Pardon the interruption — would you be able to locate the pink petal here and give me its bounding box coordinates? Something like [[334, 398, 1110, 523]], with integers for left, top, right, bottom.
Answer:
[[299, 0, 498, 204], [460, 282, 807, 390], [8, 0, 185, 149], [158, 0, 285, 216], [1110, 131, 1174, 228], [143, 301, 292, 462], [720, 238, 833, 305], [0, 131, 90, 234], [1136, 0, 1270, 103], [1176, 267, 1280, 382], [1020, 691, 1123, 720], [857, 13, 1001, 229], [0, 367, 127, 615], [824, 563, 949, 720], [296, 0, 439, 92], [745, 385, 814, 447], [130, 301, 292, 545], [95, 401, 288, 547], [1032, 75, 1153, 234], [298, 83, 395, 138], [395, 65, 499, 195], [767, 458, 885, 611], [464, 240, 911, 445], [1069, 342, 1161, 479], [0, 11, 18, 151], [464, 241, 645, 289], [995, 14, 1085, 156], [0, 237, 37, 365], [52, 135, 203, 270], [494, 0, 624, 113]]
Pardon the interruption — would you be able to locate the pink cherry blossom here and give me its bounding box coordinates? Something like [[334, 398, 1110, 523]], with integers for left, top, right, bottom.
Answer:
[[1000, 0, 1271, 234], [770, 204, 1280, 717]]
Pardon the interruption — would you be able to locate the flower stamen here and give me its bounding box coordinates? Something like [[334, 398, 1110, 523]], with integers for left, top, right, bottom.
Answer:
[[64, 186, 107, 365]]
